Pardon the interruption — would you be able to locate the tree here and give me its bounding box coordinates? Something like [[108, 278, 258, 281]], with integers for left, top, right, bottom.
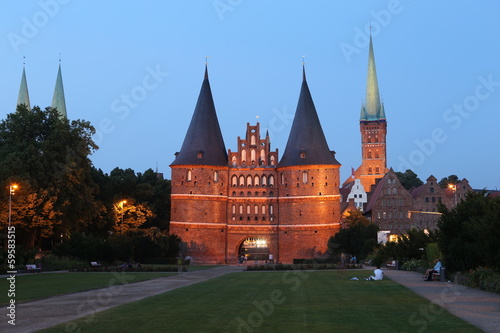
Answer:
[[328, 210, 380, 260], [437, 191, 500, 272], [395, 169, 423, 190], [438, 175, 459, 188], [0, 106, 99, 248]]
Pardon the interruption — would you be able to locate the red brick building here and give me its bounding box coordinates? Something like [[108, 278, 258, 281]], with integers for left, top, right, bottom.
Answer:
[[170, 66, 341, 264]]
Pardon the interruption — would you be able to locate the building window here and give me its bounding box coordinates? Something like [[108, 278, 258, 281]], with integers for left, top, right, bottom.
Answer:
[[269, 175, 275, 187], [430, 187, 434, 193], [368, 167, 373, 174], [254, 175, 260, 187], [393, 188, 397, 195], [425, 197, 429, 203], [232, 156, 237, 166], [260, 149, 266, 164], [239, 205, 243, 214], [247, 205, 251, 214], [270, 156, 275, 165], [368, 151, 372, 158], [187, 170, 192, 182], [239, 175, 245, 187], [269, 205, 274, 215], [214, 171, 219, 183], [302, 171, 308, 184], [247, 175, 253, 187], [376, 167, 380, 174], [262, 205, 266, 214], [231, 175, 237, 186], [251, 135, 256, 145], [432, 197, 436, 203], [232, 205, 236, 214], [251, 149, 256, 164], [261, 175, 267, 187], [255, 205, 259, 214]]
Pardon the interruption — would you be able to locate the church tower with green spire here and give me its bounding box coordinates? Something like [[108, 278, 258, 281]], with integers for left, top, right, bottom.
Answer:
[[52, 62, 68, 119], [346, 35, 388, 192], [17, 66, 31, 110]]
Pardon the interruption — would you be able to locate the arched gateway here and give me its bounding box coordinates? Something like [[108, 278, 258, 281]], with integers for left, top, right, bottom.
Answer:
[[238, 237, 269, 261]]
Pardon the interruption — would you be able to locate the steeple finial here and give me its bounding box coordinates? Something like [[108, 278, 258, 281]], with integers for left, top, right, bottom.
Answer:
[[204, 56, 209, 80], [302, 56, 306, 81]]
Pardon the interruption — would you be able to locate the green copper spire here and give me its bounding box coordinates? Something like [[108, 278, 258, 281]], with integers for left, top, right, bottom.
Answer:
[[17, 67, 31, 110], [360, 35, 385, 121], [52, 63, 67, 119]]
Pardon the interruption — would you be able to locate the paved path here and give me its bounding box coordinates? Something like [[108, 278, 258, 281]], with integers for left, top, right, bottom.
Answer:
[[384, 269, 500, 333], [1, 266, 244, 333]]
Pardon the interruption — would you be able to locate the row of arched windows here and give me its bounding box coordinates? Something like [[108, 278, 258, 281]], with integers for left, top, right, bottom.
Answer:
[[231, 204, 274, 215], [231, 174, 275, 187], [231, 152, 276, 166], [231, 191, 275, 197]]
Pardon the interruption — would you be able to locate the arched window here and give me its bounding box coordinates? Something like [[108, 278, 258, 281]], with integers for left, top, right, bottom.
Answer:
[[368, 151, 372, 158], [246, 175, 253, 187], [261, 175, 267, 187], [232, 205, 236, 214], [262, 205, 266, 214], [254, 205, 259, 214], [251, 149, 256, 164], [425, 197, 429, 203], [375, 167, 380, 174], [251, 135, 256, 145], [239, 175, 245, 187], [431, 197, 436, 202], [368, 167, 373, 174], [254, 175, 260, 187], [393, 188, 397, 194], [269, 175, 275, 186], [241, 150, 246, 164], [269, 205, 274, 215], [247, 205, 251, 214], [231, 175, 237, 187], [270, 156, 275, 165], [232, 156, 237, 166], [280, 172, 284, 184], [214, 171, 219, 183], [260, 149, 266, 164], [239, 205, 243, 214], [187, 170, 192, 182], [375, 136, 379, 143], [302, 171, 308, 184]]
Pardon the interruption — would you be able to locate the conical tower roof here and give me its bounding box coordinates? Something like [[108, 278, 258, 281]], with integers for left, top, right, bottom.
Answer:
[[17, 67, 31, 110], [360, 35, 385, 121], [278, 66, 340, 167], [170, 65, 227, 166], [52, 63, 67, 119]]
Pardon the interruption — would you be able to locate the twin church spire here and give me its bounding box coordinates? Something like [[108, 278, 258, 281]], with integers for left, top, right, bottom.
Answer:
[[16, 60, 68, 119]]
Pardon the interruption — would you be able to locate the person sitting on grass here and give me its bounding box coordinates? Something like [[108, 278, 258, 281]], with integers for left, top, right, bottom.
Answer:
[[366, 266, 384, 280], [423, 258, 442, 281]]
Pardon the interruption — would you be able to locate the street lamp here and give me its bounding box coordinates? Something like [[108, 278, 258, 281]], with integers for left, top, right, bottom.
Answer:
[[119, 200, 127, 233], [448, 184, 457, 207], [8, 184, 19, 229]]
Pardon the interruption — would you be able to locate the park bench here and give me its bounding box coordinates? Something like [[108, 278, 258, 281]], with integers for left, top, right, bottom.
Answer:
[[90, 261, 101, 267], [25, 264, 41, 273], [386, 261, 396, 269]]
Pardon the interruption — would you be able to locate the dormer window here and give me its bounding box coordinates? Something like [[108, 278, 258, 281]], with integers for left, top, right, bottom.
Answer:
[[197, 151, 203, 159], [300, 152, 306, 159]]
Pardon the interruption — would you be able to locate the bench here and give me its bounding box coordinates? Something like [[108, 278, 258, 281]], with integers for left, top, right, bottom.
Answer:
[[90, 261, 101, 267], [386, 261, 396, 269], [26, 264, 41, 273]]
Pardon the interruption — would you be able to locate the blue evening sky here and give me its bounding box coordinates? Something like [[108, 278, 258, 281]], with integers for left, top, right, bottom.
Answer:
[[1, 1, 498, 190]]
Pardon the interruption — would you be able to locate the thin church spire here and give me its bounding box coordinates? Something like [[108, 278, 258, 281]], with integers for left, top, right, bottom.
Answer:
[[17, 58, 31, 110], [52, 58, 68, 119]]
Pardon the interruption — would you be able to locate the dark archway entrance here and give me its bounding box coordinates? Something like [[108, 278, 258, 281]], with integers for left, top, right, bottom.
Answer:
[[239, 237, 269, 261]]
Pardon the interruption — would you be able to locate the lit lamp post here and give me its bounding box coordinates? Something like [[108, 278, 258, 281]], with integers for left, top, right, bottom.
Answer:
[[119, 200, 127, 233], [448, 184, 457, 207], [8, 184, 18, 229]]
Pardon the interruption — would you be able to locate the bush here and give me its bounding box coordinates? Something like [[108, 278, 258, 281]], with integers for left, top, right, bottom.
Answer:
[[36, 255, 88, 271], [457, 267, 500, 293], [246, 264, 338, 271], [401, 259, 425, 272]]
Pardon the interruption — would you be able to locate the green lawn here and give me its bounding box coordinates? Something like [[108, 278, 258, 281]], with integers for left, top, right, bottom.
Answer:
[[39, 270, 481, 333], [0, 272, 173, 304]]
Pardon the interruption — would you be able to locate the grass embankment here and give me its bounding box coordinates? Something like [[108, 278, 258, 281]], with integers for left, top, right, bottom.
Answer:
[[40, 270, 481, 333]]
